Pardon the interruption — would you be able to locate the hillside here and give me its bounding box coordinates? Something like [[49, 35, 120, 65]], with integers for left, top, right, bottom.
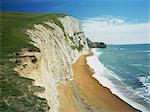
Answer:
[[86, 38, 107, 48], [0, 12, 88, 112]]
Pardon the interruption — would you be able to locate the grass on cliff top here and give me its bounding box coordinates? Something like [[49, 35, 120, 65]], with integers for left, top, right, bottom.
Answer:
[[0, 11, 65, 57]]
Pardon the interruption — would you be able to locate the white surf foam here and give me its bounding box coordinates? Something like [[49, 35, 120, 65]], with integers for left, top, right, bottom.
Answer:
[[86, 48, 149, 112], [137, 76, 150, 103]]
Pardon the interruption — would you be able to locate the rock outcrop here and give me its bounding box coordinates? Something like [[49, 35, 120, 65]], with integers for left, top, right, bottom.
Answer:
[[13, 16, 88, 112]]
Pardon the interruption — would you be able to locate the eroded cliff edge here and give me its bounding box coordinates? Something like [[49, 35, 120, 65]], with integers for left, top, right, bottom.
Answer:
[[1, 12, 89, 112], [24, 16, 88, 112]]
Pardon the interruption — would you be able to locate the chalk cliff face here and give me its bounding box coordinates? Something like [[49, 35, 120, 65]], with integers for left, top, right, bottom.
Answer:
[[14, 16, 88, 112]]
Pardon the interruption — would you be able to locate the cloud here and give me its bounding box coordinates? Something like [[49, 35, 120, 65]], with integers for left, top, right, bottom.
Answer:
[[82, 16, 150, 44]]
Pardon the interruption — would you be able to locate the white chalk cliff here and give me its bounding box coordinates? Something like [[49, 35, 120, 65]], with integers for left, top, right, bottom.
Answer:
[[14, 16, 88, 112]]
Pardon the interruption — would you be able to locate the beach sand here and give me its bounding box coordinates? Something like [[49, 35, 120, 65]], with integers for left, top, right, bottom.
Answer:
[[58, 51, 139, 112], [72, 50, 138, 112], [57, 81, 79, 112]]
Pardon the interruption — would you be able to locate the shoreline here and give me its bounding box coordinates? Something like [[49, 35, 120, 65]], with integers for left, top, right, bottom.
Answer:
[[87, 49, 148, 112], [72, 50, 139, 112]]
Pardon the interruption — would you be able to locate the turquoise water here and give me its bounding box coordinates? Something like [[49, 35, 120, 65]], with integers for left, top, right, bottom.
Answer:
[[96, 44, 150, 111]]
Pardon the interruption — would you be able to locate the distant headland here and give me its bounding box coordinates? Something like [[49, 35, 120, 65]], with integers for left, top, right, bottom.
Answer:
[[86, 38, 107, 48]]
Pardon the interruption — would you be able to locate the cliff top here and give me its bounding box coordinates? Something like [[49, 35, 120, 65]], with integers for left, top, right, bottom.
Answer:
[[0, 12, 66, 57]]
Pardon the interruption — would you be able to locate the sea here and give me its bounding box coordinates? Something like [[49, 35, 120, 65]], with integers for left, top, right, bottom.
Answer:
[[87, 44, 150, 112]]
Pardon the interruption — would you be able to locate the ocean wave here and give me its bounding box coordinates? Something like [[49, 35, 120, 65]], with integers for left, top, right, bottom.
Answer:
[[92, 48, 102, 56], [122, 62, 149, 75], [119, 48, 125, 51], [137, 76, 150, 103], [132, 64, 143, 67], [133, 50, 150, 53], [87, 49, 149, 112], [132, 64, 150, 68], [91, 49, 122, 82]]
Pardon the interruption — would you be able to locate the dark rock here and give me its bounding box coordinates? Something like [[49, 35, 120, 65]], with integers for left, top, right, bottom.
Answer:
[[15, 60, 22, 64], [27, 47, 41, 52], [31, 57, 37, 63], [16, 52, 20, 56], [23, 64, 27, 68]]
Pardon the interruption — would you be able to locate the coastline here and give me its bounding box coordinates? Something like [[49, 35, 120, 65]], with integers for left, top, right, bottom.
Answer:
[[72, 50, 139, 112], [87, 49, 148, 112]]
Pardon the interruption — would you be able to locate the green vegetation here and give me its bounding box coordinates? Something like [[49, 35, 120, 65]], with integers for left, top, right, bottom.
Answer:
[[0, 12, 65, 57], [77, 44, 84, 51], [73, 32, 83, 36], [68, 33, 84, 51], [71, 45, 77, 50], [69, 36, 74, 42], [0, 61, 49, 112], [71, 44, 84, 51]]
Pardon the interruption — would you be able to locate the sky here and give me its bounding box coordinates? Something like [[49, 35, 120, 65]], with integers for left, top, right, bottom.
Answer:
[[1, 0, 150, 44]]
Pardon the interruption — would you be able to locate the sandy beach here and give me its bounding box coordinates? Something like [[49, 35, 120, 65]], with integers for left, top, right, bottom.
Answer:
[[57, 51, 139, 112], [72, 51, 139, 112]]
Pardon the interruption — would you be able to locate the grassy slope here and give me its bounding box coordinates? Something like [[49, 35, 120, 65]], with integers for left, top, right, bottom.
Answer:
[[0, 12, 65, 57], [0, 62, 49, 112], [0, 12, 65, 112]]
